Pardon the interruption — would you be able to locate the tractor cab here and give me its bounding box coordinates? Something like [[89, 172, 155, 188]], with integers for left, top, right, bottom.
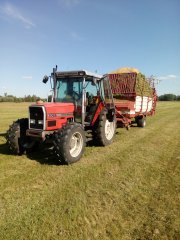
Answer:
[[45, 68, 114, 127]]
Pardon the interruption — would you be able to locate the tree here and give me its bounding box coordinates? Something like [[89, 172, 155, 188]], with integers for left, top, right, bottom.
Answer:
[[0, 94, 44, 102], [158, 94, 177, 101], [176, 95, 180, 101]]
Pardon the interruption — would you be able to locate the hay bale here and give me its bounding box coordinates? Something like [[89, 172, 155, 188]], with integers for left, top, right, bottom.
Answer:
[[135, 73, 153, 97], [110, 67, 140, 74], [109, 67, 153, 97]]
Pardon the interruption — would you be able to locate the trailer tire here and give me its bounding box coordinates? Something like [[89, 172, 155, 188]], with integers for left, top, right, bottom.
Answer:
[[94, 111, 116, 146], [6, 118, 29, 154], [53, 123, 86, 164], [137, 117, 146, 128]]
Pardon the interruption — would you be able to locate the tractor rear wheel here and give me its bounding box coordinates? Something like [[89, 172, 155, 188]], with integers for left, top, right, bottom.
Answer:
[[94, 111, 116, 146], [53, 123, 86, 164]]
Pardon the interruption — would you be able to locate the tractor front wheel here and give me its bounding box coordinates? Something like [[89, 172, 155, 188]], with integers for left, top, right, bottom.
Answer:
[[6, 118, 27, 154], [53, 123, 86, 164], [6, 118, 37, 155]]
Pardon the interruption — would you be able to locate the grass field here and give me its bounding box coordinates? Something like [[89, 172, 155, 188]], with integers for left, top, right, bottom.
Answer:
[[0, 102, 179, 240]]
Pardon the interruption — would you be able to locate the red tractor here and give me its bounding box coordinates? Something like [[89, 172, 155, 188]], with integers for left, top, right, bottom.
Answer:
[[6, 66, 116, 164]]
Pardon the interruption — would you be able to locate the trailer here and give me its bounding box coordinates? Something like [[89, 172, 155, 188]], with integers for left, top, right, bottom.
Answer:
[[106, 67, 157, 128]]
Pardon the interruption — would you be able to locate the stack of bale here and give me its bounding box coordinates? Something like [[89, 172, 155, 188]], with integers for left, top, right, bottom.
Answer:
[[110, 67, 153, 97]]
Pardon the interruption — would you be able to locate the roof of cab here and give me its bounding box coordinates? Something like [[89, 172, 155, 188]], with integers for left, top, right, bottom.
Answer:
[[55, 70, 102, 79]]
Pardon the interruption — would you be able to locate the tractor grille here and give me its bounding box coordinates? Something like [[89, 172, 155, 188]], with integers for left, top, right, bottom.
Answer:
[[29, 106, 45, 130]]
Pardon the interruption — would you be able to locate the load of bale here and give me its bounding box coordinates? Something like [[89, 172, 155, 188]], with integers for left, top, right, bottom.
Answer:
[[109, 67, 153, 97]]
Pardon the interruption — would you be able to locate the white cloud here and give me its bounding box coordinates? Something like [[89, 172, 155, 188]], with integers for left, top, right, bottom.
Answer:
[[22, 76, 33, 80], [158, 74, 178, 80], [57, 0, 80, 8], [0, 3, 35, 28]]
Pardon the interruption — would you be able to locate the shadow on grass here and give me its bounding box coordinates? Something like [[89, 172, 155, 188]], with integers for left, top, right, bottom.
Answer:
[[0, 143, 12, 155], [0, 141, 62, 166], [0, 132, 6, 137], [26, 145, 62, 166], [0, 126, 133, 165]]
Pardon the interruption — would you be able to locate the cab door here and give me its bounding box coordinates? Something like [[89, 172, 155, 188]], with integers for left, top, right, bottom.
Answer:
[[100, 75, 114, 110]]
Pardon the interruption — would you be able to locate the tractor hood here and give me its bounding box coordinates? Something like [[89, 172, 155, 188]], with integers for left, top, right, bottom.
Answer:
[[28, 102, 76, 132], [31, 102, 75, 117]]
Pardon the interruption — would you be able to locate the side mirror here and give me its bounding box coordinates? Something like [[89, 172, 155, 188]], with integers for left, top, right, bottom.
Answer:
[[43, 75, 49, 84]]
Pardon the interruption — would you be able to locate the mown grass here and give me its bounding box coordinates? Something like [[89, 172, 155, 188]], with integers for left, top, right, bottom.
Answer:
[[0, 102, 179, 240]]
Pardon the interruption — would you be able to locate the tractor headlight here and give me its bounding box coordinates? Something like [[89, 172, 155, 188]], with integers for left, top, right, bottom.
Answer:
[[38, 120, 43, 125], [30, 119, 35, 124]]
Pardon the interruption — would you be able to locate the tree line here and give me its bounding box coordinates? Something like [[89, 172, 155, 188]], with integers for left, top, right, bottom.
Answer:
[[0, 94, 46, 102], [158, 94, 180, 101], [0, 93, 180, 102]]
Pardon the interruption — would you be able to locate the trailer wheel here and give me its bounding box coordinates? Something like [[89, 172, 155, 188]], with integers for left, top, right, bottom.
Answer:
[[137, 117, 146, 128], [53, 123, 86, 164], [94, 111, 116, 146], [6, 118, 34, 155]]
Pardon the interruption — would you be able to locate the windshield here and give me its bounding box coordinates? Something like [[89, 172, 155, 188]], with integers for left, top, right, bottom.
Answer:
[[55, 76, 100, 103], [56, 77, 83, 103]]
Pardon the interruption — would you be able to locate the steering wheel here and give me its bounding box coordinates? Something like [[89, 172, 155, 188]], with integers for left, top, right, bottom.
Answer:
[[72, 91, 80, 100]]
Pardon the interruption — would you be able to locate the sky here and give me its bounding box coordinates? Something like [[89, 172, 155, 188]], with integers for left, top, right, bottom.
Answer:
[[0, 0, 180, 98]]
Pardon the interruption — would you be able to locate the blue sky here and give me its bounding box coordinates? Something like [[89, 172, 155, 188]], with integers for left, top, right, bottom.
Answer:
[[0, 0, 180, 97]]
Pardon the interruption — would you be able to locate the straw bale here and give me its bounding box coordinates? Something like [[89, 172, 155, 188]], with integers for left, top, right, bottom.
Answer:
[[109, 67, 153, 97], [135, 73, 153, 97], [110, 67, 140, 74]]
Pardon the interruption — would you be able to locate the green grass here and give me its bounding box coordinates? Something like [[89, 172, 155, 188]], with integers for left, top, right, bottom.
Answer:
[[0, 102, 180, 240]]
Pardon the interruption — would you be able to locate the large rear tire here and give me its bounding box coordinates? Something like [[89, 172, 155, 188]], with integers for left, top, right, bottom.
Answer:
[[53, 123, 86, 164], [94, 111, 116, 146]]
